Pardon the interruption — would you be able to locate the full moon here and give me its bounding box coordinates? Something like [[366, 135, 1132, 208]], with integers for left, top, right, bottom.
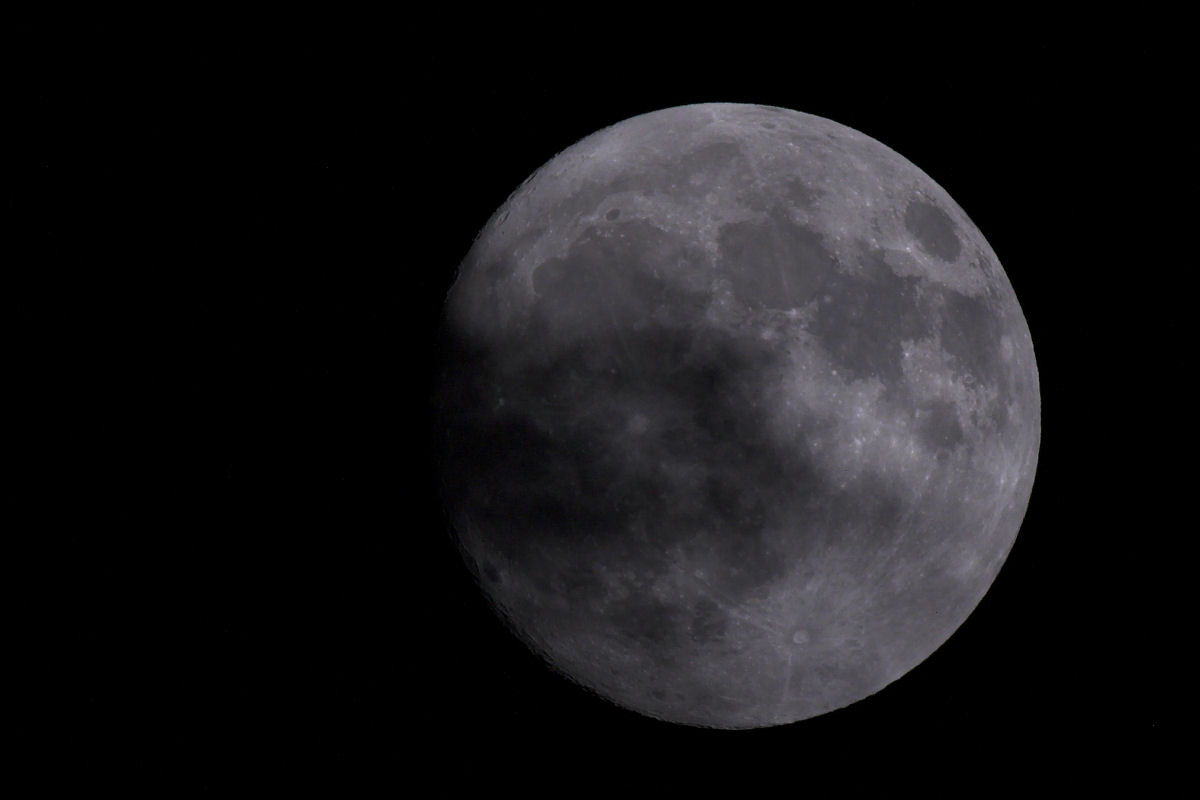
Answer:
[[431, 103, 1040, 728]]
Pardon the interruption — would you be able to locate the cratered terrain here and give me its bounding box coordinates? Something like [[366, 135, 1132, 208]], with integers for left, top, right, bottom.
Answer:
[[431, 103, 1040, 728]]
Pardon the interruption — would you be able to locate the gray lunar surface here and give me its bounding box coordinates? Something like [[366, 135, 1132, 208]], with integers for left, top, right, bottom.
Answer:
[[432, 103, 1040, 728]]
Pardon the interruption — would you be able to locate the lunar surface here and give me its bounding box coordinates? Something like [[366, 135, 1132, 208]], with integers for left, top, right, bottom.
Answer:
[[431, 103, 1040, 728]]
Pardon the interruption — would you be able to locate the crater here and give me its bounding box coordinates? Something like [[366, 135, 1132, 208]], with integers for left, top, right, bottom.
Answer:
[[904, 199, 961, 262], [605, 208, 621, 221]]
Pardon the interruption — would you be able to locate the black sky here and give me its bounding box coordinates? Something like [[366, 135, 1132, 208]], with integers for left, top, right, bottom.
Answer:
[[13, 21, 1179, 790]]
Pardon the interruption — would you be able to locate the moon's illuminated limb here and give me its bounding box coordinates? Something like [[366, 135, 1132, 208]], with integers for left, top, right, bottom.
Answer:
[[433, 103, 1039, 728]]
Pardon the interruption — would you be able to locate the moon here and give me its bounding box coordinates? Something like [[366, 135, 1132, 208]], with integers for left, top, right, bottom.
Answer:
[[431, 103, 1040, 728]]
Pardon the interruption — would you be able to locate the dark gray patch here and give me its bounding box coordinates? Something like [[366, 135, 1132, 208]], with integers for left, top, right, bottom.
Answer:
[[733, 190, 771, 213], [481, 561, 500, 583], [667, 140, 743, 193], [528, 569, 554, 597], [916, 400, 965, 451], [904, 199, 961, 262], [704, 473, 767, 531], [610, 595, 681, 648], [689, 596, 728, 643], [716, 213, 835, 309], [844, 470, 909, 545], [483, 259, 508, 284], [807, 247, 931, 386], [760, 121, 777, 129], [784, 178, 820, 208], [939, 290, 1004, 397], [531, 221, 708, 334], [559, 562, 603, 602], [605, 208, 621, 221], [989, 399, 1009, 431]]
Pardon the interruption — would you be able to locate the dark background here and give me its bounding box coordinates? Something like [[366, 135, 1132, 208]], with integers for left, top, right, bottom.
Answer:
[[13, 20, 1178, 789]]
